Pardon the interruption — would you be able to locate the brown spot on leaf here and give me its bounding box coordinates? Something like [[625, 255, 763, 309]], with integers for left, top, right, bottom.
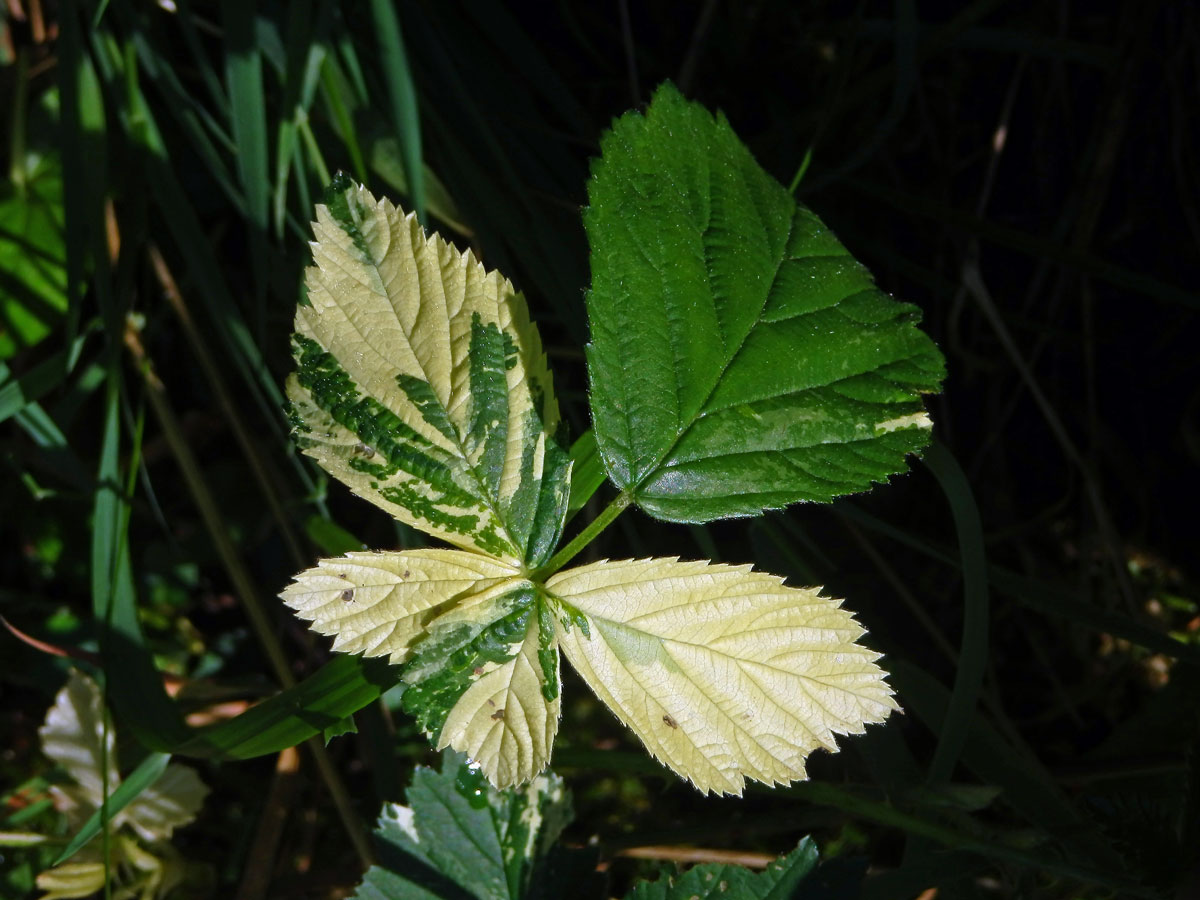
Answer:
[[340, 588, 354, 602], [491, 708, 505, 720], [663, 714, 678, 729]]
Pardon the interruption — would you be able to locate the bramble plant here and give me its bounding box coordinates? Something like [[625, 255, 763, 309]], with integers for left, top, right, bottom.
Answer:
[[281, 83, 945, 794]]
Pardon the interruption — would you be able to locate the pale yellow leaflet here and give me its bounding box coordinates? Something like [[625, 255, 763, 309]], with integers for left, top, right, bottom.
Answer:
[[280, 550, 522, 664], [39, 670, 118, 805], [547, 558, 898, 795], [38, 672, 208, 841], [288, 182, 567, 566], [436, 610, 561, 789]]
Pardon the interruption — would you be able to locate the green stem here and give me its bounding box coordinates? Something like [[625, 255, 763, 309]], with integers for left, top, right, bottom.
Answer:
[[533, 490, 631, 579]]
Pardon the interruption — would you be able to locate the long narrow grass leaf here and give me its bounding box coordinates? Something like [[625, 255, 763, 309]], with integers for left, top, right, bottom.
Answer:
[[368, 0, 424, 221], [922, 441, 989, 785], [52, 753, 170, 865], [0, 347, 74, 423], [176, 656, 400, 760], [565, 428, 607, 520], [221, 0, 270, 310], [318, 57, 369, 182]]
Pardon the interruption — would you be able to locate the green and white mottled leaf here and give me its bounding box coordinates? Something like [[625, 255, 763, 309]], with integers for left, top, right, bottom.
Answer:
[[434, 593, 561, 790], [289, 175, 571, 566], [548, 558, 897, 795], [281, 549, 521, 664], [402, 584, 561, 789], [283, 550, 561, 787], [585, 82, 945, 522], [353, 752, 595, 900]]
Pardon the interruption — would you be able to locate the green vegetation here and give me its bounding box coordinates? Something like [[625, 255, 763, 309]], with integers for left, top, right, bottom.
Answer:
[[2, 3, 1196, 899]]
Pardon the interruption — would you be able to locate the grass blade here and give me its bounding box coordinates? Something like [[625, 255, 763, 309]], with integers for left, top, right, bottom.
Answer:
[[368, 0, 424, 221], [52, 752, 170, 865], [221, 0, 270, 316], [922, 441, 989, 785], [565, 428, 607, 520], [177, 656, 400, 760]]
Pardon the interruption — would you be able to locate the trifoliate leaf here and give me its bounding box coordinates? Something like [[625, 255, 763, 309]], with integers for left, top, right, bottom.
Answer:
[[352, 752, 596, 900], [289, 176, 571, 566], [281, 549, 521, 664], [623, 838, 820, 900], [402, 585, 561, 789], [548, 558, 897, 795], [585, 82, 944, 522]]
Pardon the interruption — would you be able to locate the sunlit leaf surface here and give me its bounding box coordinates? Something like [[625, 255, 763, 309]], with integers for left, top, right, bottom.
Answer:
[[585, 83, 945, 521], [549, 558, 897, 795], [285, 551, 559, 786], [38, 672, 207, 843], [288, 176, 570, 566]]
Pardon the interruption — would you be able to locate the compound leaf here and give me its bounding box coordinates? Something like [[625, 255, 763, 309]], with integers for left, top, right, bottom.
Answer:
[[585, 82, 944, 522], [548, 558, 897, 795], [289, 176, 570, 566]]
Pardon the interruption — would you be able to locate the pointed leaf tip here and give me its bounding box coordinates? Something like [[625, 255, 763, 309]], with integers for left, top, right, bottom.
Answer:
[[289, 179, 571, 565], [585, 83, 945, 522]]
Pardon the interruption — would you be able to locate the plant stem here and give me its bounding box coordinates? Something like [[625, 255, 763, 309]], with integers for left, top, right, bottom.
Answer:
[[533, 490, 631, 580]]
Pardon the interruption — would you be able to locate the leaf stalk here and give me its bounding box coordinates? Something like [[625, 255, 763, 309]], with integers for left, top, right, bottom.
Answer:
[[533, 490, 631, 580]]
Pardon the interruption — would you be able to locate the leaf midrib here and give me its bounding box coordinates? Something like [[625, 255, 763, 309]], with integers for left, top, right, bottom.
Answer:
[[336, 223, 528, 563], [564, 610, 830, 785], [625, 196, 798, 496]]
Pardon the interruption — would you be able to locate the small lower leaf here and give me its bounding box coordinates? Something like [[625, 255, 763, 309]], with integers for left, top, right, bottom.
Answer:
[[120, 762, 209, 843], [623, 838, 820, 900], [548, 558, 897, 795], [353, 751, 584, 900], [39, 671, 119, 808], [51, 753, 169, 865]]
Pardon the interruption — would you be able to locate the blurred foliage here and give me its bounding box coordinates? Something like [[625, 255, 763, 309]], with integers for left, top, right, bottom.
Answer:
[[1, 1, 1198, 898]]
